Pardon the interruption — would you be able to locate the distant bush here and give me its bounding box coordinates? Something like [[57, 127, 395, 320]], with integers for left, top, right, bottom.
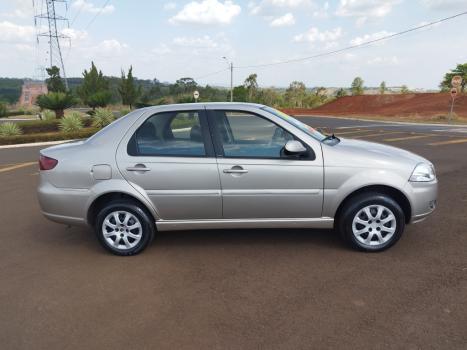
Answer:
[[5, 106, 40, 117], [176, 95, 195, 104], [92, 107, 115, 128], [0, 122, 22, 137], [118, 108, 131, 118], [4, 110, 23, 117], [21, 106, 39, 115], [0, 102, 6, 118], [17, 119, 59, 133], [15, 116, 92, 134], [59, 112, 83, 133], [41, 110, 56, 120], [0, 128, 98, 145]]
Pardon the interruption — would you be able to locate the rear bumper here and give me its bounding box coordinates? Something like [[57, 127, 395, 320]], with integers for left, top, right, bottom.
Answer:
[[41, 211, 87, 226], [405, 180, 438, 224], [37, 175, 89, 227]]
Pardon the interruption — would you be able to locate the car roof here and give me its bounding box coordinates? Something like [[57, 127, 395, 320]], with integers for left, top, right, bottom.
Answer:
[[138, 102, 265, 113]]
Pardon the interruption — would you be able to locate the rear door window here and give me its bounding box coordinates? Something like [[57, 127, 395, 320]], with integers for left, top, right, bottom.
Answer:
[[128, 111, 207, 157]]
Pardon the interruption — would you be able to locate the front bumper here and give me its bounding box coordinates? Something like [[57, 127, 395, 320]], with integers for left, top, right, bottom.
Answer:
[[404, 179, 438, 224]]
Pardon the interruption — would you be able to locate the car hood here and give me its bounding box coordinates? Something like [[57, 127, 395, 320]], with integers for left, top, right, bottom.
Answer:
[[322, 137, 429, 170]]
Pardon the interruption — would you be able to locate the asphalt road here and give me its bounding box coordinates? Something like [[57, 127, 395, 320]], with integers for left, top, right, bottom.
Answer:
[[0, 115, 466, 349]]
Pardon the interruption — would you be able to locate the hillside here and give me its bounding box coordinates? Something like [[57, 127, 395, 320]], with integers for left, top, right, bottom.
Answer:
[[283, 93, 467, 121]]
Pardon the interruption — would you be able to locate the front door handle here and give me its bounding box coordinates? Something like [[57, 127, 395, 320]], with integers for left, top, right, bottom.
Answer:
[[223, 166, 248, 174], [126, 164, 151, 172]]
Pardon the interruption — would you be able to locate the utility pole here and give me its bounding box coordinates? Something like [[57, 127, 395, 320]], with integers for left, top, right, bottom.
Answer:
[[229, 62, 233, 102], [223, 57, 234, 102], [35, 0, 70, 89]]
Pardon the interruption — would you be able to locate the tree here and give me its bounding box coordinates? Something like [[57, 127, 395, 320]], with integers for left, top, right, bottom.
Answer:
[[379, 81, 387, 95], [76, 62, 111, 109], [351, 77, 364, 95], [257, 88, 283, 107], [36, 92, 75, 119], [172, 77, 197, 95], [232, 85, 247, 102], [440, 63, 467, 92], [45, 66, 66, 93], [285, 81, 307, 108], [335, 88, 347, 98], [314, 87, 328, 104], [244, 74, 258, 102], [0, 101, 7, 117], [400, 85, 410, 94], [118, 66, 141, 109]]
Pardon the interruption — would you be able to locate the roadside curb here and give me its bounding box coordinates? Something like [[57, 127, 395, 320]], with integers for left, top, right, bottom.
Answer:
[[296, 114, 467, 128], [0, 139, 76, 150]]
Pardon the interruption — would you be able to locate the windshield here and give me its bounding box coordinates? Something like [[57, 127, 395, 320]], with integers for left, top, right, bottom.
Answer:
[[261, 106, 326, 141]]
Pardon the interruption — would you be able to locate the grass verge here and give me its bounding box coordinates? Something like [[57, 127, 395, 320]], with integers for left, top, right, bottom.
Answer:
[[0, 128, 99, 145]]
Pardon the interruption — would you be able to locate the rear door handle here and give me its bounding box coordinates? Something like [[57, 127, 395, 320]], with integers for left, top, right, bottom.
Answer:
[[223, 167, 248, 174], [126, 165, 151, 172]]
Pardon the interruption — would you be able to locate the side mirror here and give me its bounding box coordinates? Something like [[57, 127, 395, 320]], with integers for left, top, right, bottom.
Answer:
[[284, 140, 307, 155]]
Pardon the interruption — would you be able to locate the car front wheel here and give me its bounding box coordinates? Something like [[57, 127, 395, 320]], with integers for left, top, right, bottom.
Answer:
[[338, 193, 405, 252], [95, 200, 155, 256]]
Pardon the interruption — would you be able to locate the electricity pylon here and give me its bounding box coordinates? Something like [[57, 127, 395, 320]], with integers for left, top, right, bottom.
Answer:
[[34, 0, 69, 89]]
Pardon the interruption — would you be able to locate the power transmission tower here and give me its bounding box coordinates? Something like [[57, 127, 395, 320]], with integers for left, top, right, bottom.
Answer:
[[34, 0, 70, 89]]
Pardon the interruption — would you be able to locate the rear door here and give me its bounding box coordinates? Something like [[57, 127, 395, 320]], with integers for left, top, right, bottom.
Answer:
[[206, 108, 323, 219], [116, 108, 221, 220]]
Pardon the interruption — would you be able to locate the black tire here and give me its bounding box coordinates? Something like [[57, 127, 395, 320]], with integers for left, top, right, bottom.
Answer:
[[95, 200, 155, 256], [337, 192, 405, 252]]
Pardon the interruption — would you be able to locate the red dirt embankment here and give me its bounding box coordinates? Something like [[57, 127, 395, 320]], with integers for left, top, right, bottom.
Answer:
[[281, 93, 467, 121]]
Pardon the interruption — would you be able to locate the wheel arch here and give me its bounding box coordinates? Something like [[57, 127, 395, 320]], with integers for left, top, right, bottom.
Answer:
[[87, 192, 157, 227], [334, 185, 412, 226]]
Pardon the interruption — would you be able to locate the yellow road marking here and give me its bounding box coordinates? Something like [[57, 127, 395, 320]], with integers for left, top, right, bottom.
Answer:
[[0, 161, 37, 174], [383, 134, 435, 142], [353, 131, 407, 139], [429, 138, 467, 146]]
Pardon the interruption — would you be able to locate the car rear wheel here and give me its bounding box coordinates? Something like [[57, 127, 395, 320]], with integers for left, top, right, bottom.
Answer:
[[338, 193, 405, 252], [95, 200, 155, 256]]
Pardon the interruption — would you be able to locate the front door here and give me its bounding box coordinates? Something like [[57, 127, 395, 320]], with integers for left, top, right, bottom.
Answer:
[[116, 109, 221, 220], [207, 109, 323, 219]]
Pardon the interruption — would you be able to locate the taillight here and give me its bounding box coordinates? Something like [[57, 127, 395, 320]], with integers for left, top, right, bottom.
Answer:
[[39, 155, 58, 170]]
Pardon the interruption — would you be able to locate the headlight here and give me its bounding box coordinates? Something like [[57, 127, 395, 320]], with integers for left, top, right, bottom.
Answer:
[[409, 163, 436, 182]]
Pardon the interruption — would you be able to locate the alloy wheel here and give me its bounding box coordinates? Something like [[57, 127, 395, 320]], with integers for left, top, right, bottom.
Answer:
[[352, 205, 397, 247], [101, 210, 143, 250]]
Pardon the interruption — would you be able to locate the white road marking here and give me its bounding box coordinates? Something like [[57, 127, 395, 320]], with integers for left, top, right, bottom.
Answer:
[[336, 124, 395, 129], [431, 129, 467, 134], [0, 139, 76, 149]]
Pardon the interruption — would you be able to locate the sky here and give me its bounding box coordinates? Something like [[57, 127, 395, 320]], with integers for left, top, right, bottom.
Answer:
[[0, 0, 466, 89]]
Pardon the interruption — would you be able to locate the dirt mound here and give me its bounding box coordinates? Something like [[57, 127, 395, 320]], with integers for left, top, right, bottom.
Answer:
[[282, 93, 467, 121]]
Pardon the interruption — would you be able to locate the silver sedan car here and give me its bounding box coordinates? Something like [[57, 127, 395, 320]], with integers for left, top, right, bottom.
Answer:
[[38, 103, 437, 255]]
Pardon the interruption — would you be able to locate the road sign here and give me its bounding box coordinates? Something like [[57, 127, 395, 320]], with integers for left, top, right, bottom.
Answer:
[[193, 90, 199, 101], [450, 87, 458, 99], [451, 75, 462, 88]]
